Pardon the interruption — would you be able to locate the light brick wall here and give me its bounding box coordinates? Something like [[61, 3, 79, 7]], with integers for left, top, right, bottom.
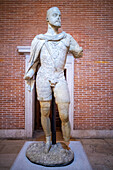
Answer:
[[0, 0, 113, 130]]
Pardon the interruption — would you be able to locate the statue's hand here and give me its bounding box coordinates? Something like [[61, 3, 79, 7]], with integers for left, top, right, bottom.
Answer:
[[24, 69, 35, 80], [79, 47, 83, 52], [77, 48, 83, 58], [24, 74, 31, 80]]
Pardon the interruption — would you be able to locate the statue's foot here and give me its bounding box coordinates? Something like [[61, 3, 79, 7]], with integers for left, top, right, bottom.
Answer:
[[44, 142, 51, 154], [60, 141, 70, 150], [64, 136, 70, 142]]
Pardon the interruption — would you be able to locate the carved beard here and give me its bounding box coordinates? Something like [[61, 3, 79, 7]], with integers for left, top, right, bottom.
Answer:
[[49, 22, 61, 28]]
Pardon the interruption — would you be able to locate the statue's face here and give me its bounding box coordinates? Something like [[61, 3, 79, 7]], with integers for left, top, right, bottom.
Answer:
[[47, 8, 61, 28]]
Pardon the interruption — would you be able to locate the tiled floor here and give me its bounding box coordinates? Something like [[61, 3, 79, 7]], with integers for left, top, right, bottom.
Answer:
[[0, 131, 113, 170]]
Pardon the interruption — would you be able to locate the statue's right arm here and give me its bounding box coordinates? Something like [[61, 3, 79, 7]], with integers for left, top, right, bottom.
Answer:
[[24, 37, 39, 80], [24, 69, 35, 80], [29, 37, 39, 63]]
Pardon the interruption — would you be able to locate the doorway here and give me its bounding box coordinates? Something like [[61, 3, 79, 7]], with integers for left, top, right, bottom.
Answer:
[[17, 46, 74, 138]]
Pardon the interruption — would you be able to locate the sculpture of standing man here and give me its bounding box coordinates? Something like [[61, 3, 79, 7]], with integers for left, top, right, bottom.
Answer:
[[24, 7, 83, 153]]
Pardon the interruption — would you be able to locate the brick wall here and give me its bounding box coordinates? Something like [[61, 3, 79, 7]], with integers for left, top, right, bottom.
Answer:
[[0, 0, 113, 130]]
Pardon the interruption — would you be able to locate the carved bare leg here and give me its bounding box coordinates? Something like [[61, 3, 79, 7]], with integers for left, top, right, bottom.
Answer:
[[58, 103, 71, 142], [40, 101, 51, 153]]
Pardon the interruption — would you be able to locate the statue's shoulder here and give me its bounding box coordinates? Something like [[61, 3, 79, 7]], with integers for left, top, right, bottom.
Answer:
[[35, 34, 45, 39], [61, 32, 72, 47], [30, 35, 43, 51], [31, 35, 39, 42], [31, 34, 44, 46], [65, 32, 73, 40], [64, 32, 77, 46], [35, 34, 51, 40]]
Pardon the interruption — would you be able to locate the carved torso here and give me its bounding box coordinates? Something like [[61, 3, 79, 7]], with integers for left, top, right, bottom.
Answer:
[[25, 31, 83, 91], [37, 35, 70, 84], [40, 41, 68, 69]]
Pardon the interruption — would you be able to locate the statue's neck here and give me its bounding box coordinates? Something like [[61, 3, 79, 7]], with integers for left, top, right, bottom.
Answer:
[[46, 23, 59, 35]]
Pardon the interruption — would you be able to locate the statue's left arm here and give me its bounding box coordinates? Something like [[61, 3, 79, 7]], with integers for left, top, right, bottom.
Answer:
[[69, 35, 83, 58]]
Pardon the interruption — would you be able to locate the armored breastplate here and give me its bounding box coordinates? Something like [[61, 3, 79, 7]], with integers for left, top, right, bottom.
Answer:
[[40, 40, 68, 71]]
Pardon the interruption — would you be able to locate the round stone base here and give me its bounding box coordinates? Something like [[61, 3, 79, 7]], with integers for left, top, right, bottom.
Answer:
[[26, 142, 74, 167]]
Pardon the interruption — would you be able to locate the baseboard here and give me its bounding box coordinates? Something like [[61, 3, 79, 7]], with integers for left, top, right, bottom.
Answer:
[[0, 129, 113, 139], [71, 130, 113, 138], [0, 129, 26, 138]]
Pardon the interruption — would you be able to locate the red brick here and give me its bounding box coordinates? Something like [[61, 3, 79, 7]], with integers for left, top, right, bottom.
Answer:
[[0, 0, 113, 130]]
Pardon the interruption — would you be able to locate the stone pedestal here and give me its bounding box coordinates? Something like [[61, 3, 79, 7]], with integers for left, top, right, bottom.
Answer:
[[11, 141, 92, 170], [26, 142, 74, 167]]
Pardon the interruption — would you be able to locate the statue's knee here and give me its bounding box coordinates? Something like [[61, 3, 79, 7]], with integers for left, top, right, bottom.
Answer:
[[58, 103, 69, 122], [40, 101, 51, 108], [60, 113, 69, 123], [40, 101, 51, 117]]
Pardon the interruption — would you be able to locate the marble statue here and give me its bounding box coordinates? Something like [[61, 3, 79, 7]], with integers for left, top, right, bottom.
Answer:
[[24, 7, 83, 154]]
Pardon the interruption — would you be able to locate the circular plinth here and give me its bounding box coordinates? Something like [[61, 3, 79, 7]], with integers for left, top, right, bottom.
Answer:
[[26, 142, 74, 167]]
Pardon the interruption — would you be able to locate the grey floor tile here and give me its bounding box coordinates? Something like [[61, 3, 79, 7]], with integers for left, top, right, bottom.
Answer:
[[81, 139, 107, 145], [0, 154, 17, 169]]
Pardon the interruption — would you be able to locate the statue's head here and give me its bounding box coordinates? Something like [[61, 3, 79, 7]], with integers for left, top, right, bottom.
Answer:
[[46, 7, 61, 28]]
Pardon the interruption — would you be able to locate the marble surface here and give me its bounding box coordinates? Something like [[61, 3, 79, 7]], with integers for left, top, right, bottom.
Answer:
[[11, 141, 92, 170], [26, 142, 74, 166]]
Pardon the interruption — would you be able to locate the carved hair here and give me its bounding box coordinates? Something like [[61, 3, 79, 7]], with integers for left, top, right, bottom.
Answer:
[[46, 7, 60, 22]]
